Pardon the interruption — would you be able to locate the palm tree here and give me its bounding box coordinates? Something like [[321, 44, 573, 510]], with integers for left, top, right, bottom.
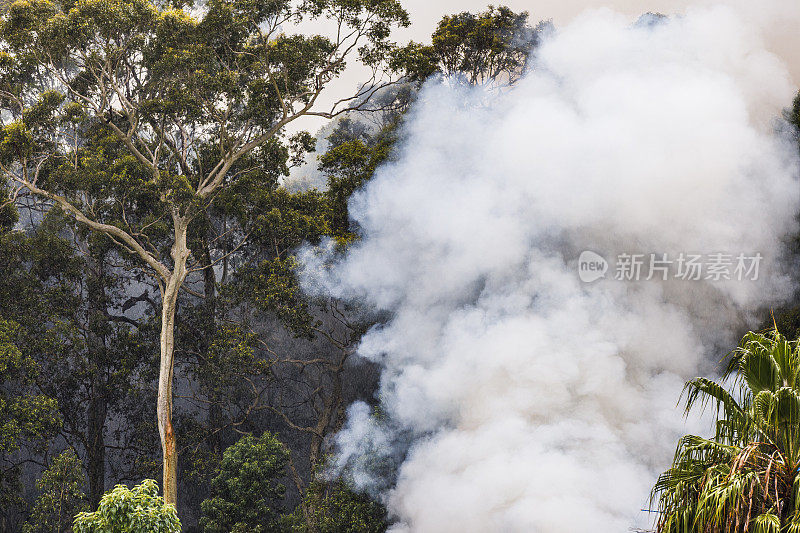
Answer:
[[652, 328, 800, 533]]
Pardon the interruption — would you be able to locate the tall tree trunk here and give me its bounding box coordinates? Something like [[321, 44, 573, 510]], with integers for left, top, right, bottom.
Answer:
[[200, 233, 223, 453], [86, 248, 109, 509], [86, 378, 107, 509], [158, 214, 190, 507]]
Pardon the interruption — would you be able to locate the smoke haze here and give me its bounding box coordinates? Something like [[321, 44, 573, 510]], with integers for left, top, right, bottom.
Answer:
[[292, 0, 800, 136], [302, 3, 800, 531]]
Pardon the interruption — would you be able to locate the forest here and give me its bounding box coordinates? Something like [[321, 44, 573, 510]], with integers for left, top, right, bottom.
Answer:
[[2, 0, 800, 531]]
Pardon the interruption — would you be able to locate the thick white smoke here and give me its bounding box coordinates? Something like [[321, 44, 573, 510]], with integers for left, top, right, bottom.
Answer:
[[302, 4, 800, 532]]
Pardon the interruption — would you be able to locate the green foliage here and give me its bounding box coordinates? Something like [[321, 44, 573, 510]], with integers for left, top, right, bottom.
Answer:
[[0, 206, 159, 509], [785, 91, 800, 138], [323, 5, 544, 244], [652, 328, 800, 532], [0, 317, 61, 520], [0, 0, 410, 212], [320, 118, 400, 242], [391, 5, 542, 86], [196, 324, 266, 390], [0, 212, 83, 320], [0, 184, 18, 231], [73, 480, 180, 533], [284, 480, 387, 533], [228, 255, 319, 337], [0, 0, 411, 307], [23, 450, 88, 533], [200, 432, 289, 533], [1, 0, 410, 514], [215, 177, 331, 270], [215, 184, 331, 339], [0, 318, 61, 454]]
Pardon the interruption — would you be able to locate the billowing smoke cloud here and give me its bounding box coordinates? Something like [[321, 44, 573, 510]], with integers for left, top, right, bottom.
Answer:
[[302, 4, 800, 532]]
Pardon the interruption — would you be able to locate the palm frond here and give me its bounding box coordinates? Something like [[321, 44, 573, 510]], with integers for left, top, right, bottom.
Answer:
[[751, 512, 780, 533], [653, 329, 800, 533]]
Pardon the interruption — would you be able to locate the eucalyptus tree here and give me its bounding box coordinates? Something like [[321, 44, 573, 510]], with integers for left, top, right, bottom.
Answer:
[[653, 329, 800, 532], [391, 5, 546, 87], [0, 0, 408, 506]]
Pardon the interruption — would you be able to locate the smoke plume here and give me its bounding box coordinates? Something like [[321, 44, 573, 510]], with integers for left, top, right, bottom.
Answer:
[[302, 3, 800, 531]]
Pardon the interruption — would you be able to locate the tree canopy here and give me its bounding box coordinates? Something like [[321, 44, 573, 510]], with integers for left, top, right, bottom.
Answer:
[[0, 0, 409, 506]]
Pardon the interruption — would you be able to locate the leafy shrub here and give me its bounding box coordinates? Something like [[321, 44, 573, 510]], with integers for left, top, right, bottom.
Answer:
[[24, 450, 87, 533], [200, 432, 289, 533], [73, 479, 180, 533], [284, 480, 388, 533]]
